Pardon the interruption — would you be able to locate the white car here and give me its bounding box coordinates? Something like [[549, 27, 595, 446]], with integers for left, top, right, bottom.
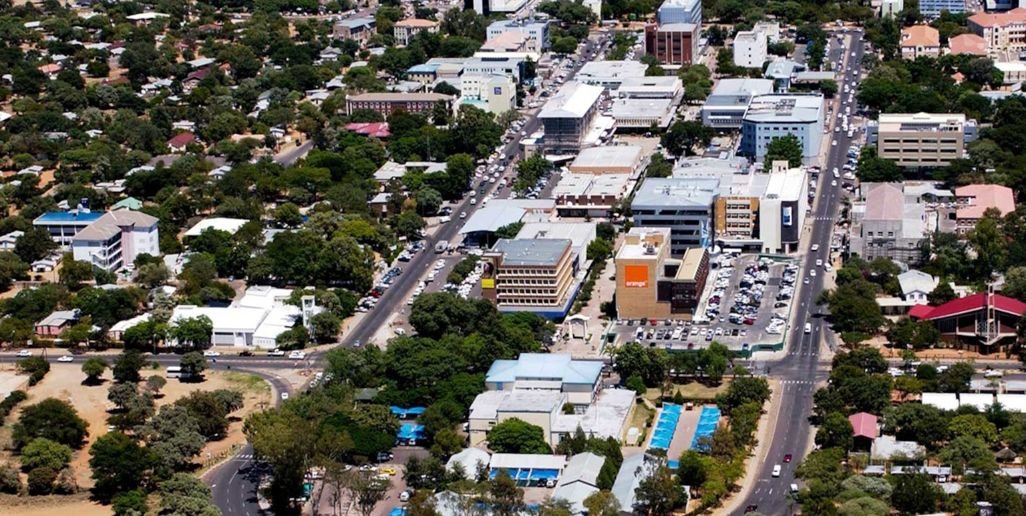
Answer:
[[811, 244, 820, 252], [16, 350, 31, 357], [57, 355, 74, 363], [281, 392, 289, 400], [268, 349, 286, 357], [810, 269, 817, 277], [815, 259, 823, 267], [470, 199, 477, 205], [831, 180, 838, 187], [203, 350, 221, 357], [288, 351, 307, 360], [460, 211, 467, 219], [832, 139, 837, 146]]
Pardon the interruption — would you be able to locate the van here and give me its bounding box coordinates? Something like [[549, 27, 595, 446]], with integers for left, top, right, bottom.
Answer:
[[772, 464, 782, 477], [804, 323, 812, 334], [790, 483, 799, 494]]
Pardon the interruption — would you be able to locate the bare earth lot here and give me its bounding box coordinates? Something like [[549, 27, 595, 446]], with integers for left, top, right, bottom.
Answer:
[[0, 363, 270, 514]]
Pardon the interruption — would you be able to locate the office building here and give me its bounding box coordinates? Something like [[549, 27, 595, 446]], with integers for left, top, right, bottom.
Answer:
[[465, 0, 531, 16], [900, 25, 941, 59], [346, 92, 453, 117], [486, 19, 550, 52], [850, 183, 929, 263], [460, 74, 516, 114], [552, 173, 632, 218], [481, 238, 581, 318], [539, 82, 604, 153], [757, 164, 810, 253], [611, 77, 682, 130], [701, 78, 774, 129], [955, 184, 1016, 233], [515, 222, 596, 272], [568, 145, 644, 175], [71, 210, 159, 273], [631, 178, 718, 255], [393, 18, 439, 46], [657, 0, 702, 25], [969, 8, 1026, 51], [576, 61, 647, 90], [880, 0, 904, 17], [333, 17, 375, 44], [614, 228, 710, 319], [919, 0, 965, 17], [464, 55, 529, 83], [867, 113, 977, 167], [480, 31, 531, 53], [485, 353, 603, 404], [739, 94, 824, 161], [616, 76, 683, 99], [407, 58, 466, 85], [733, 29, 768, 68], [645, 23, 699, 65]]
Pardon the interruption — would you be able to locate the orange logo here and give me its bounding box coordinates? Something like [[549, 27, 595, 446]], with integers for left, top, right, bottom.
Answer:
[[624, 265, 649, 288]]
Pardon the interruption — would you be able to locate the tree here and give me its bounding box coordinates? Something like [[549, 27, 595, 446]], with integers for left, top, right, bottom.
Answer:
[[171, 316, 214, 350], [677, 450, 707, 486], [939, 436, 996, 474], [1003, 266, 1026, 300], [274, 203, 304, 228], [11, 398, 89, 450], [112, 489, 149, 515], [158, 473, 220, 515], [89, 432, 154, 502], [81, 357, 108, 385], [891, 473, 941, 514], [661, 121, 712, 157], [939, 362, 975, 393], [815, 412, 854, 451], [645, 154, 673, 178], [487, 418, 551, 454], [179, 352, 208, 379], [13, 227, 57, 263], [583, 490, 621, 516], [108, 382, 139, 410], [145, 375, 167, 397], [819, 79, 839, 98], [0, 252, 28, 292], [20, 438, 72, 472], [139, 405, 206, 477], [310, 311, 341, 343], [113, 350, 145, 383], [489, 469, 525, 516], [635, 465, 682, 515], [27, 466, 57, 495], [551, 36, 578, 55], [494, 222, 525, 240], [948, 414, 998, 444], [763, 135, 804, 168], [59, 257, 94, 289], [136, 262, 170, 289]]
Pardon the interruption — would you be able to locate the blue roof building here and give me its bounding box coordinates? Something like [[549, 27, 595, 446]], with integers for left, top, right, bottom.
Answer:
[[33, 211, 104, 245], [485, 353, 603, 405]]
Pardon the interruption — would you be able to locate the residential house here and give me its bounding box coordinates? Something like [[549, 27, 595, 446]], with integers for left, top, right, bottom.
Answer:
[[901, 25, 941, 59], [167, 132, 196, 152], [35, 309, 80, 337]]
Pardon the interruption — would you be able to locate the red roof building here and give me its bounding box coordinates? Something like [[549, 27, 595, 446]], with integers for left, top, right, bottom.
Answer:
[[345, 122, 391, 138], [908, 292, 1026, 351], [849, 412, 879, 440], [167, 131, 196, 152]]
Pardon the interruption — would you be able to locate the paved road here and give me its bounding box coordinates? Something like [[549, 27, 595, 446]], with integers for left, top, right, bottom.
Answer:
[[273, 139, 314, 166], [736, 29, 865, 516]]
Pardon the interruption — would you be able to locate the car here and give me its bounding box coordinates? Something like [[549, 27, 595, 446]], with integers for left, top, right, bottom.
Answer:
[[203, 350, 221, 357], [815, 259, 823, 267], [831, 180, 838, 187], [380, 466, 397, 476], [281, 392, 289, 400], [811, 244, 820, 252], [805, 323, 812, 334], [744, 505, 759, 514], [460, 211, 467, 219], [470, 199, 476, 205], [240, 350, 254, 357], [832, 139, 837, 146], [772, 464, 782, 477], [268, 349, 286, 357], [288, 351, 307, 360], [400, 490, 412, 503], [16, 350, 31, 357], [57, 355, 74, 363], [784, 453, 793, 463]]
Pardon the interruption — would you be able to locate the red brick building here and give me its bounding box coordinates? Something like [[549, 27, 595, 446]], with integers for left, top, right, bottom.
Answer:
[[345, 93, 453, 117], [645, 23, 699, 66]]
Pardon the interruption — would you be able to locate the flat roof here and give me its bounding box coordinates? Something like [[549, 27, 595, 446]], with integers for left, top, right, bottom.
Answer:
[[171, 305, 268, 333], [709, 78, 774, 98], [349, 92, 452, 102], [577, 60, 647, 83], [570, 145, 643, 169], [493, 238, 570, 266], [877, 112, 966, 130], [497, 391, 564, 412], [552, 173, 630, 198], [460, 205, 526, 234], [677, 248, 706, 281], [539, 82, 603, 119], [743, 94, 823, 123], [632, 177, 719, 207], [486, 353, 603, 385], [611, 98, 674, 119], [34, 211, 104, 225], [764, 167, 806, 202], [490, 453, 567, 471], [616, 227, 671, 260], [516, 222, 596, 249], [184, 217, 250, 237]]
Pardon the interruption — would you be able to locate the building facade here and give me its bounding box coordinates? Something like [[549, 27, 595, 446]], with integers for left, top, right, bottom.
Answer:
[[919, 0, 965, 18], [631, 178, 717, 255], [346, 93, 453, 117], [539, 82, 603, 153], [645, 23, 699, 65], [393, 18, 439, 47], [71, 210, 160, 272], [739, 94, 824, 161], [481, 238, 581, 319], [867, 113, 977, 167], [486, 19, 550, 52], [900, 25, 941, 59], [614, 228, 710, 320], [657, 0, 702, 25], [460, 74, 517, 114], [333, 17, 376, 44], [701, 78, 774, 130], [733, 29, 768, 68], [851, 183, 928, 263], [969, 7, 1026, 51]]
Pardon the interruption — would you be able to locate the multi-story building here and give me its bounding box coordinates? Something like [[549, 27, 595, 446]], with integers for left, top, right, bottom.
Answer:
[[900, 25, 941, 59], [346, 92, 453, 117], [393, 18, 439, 47], [919, 0, 965, 18], [701, 78, 775, 129], [955, 184, 1016, 233], [465, 0, 532, 16], [645, 23, 699, 65], [631, 178, 718, 255], [995, 61, 1026, 83], [71, 210, 159, 273], [850, 183, 928, 263], [867, 113, 977, 167], [33, 211, 104, 245], [880, 0, 904, 17], [460, 74, 516, 114], [758, 163, 809, 254], [576, 61, 647, 90], [969, 8, 1026, 51], [734, 29, 768, 68], [567, 145, 644, 175], [480, 31, 530, 53], [949, 33, 988, 56], [481, 238, 581, 319], [463, 54, 529, 83], [406, 58, 466, 85], [486, 19, 550, 52], [551, 173, 632, 218], [611, 76, 682, 130], [656, 0, 702, 25], [614, 227, 709, 320], [333, 17, 376, 44], [538, 82, 604, 153], [739, 94, 824, 161], [616, 76, 683, 99]]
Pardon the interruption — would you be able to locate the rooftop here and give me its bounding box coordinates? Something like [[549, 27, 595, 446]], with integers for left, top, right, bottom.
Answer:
[[34, 211, 104, 225], [486, 353, 603, 385], [460, 205, 527, 234], [184, 217, 250, 237], [864, 183, 905, 221], [955, 184, 1016, 219], [743, 94, 823, 123], [395, 18, 439, 28], [481, 31, 530, 51], [349, 92, 452, 102], [569, 145, 643, 169], [552, 173, 631, 199], [877, 112, 966, 130], [657, 22, 698, 32], [515, 222, 597, 250], [898, 269, 939, 295], [912, 292, 1026, 321], [539, 82, 604, 119], [497, 390, 565, 413], [633, 177, 719, 207], [849, 412, 880, 440], [901, 25, 940, 47], [708, 78, 775, 98], [677, 248, 706, 281], [871, 435, 926, 460], [489, 453, 567, 472], [576, 60, 647, 83], [73, 210, 159, 241], [969, 7, 1026, 27], [336, 17, 375, 29], [949, 33, 987, 56], [616, 227, 671, 260], [492, 238, 571, 267]]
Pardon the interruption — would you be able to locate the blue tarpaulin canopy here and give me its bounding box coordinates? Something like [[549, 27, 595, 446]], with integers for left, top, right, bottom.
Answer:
[[390, 508, 406, 516], [398, 423, 426, 441], [390, 406, 427, 418]]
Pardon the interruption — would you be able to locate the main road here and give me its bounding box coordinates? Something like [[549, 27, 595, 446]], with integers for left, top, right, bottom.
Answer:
[[736, 28, 866, 515]]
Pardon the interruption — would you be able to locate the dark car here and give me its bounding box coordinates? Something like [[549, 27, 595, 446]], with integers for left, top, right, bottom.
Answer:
[[744, 505, 758, 514], [784, 454, 793, 463], [239, 350, 254, 357]]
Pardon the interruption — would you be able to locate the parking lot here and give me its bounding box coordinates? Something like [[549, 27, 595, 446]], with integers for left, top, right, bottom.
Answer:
[[608, 254, 800, 354]]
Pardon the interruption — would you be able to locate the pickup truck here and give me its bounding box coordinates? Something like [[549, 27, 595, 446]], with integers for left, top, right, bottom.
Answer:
[[267, 349, 286, 357]]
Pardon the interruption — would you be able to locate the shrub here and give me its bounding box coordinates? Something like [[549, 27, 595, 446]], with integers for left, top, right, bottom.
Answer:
[[0, 390, 28, 422], [27, 466, 57, 495], [0, 463, 21, 494]]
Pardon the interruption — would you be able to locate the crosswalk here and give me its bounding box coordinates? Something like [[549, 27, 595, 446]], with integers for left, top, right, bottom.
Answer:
[[779, 380, 816, 385], [232, 454, 256, 461]]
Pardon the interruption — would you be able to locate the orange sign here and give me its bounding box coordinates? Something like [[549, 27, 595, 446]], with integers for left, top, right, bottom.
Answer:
[[624, 265, 649, 288]]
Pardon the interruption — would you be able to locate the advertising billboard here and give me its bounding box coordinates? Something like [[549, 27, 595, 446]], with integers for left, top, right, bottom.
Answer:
[[623, 264, 649, 288]]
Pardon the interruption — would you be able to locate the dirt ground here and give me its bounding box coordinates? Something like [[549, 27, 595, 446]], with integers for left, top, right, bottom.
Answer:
[[0, 363, 270, 501]]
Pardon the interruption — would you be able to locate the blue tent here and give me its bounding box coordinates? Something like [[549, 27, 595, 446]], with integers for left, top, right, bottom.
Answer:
[[398, 423, 426, 441], [389, 508, 407, 516]]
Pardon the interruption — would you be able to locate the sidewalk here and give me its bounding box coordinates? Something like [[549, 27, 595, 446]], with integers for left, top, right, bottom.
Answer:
[[714, 378, 780, 516]]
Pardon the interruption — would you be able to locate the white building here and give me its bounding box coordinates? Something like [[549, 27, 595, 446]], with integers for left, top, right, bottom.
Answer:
[[169, 286, 318, 349], [576, 61, 647, 90], [733, 29, 768, 69], [739, 94, 825, 161], [184, 217, 250, 237], [701, 78, 775, 130], [486, 19, 549, 52], [898, 269, 939, 304], [460, 74, 516, 114], [758, 163, 809, 254], [71, 210, 160, 272], [657, 0, 702, 25]]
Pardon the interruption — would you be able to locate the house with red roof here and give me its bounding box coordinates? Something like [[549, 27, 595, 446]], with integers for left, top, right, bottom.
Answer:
[[909, 292, 1026, 351], [167, 131, 196, 152], [954, 184, 1015, 234], [849, 412, 879, 450], [344, 122, 391, 139]]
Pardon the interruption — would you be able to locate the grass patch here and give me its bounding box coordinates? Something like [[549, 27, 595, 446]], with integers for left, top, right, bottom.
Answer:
[[644, 381, 730, 403], [222, 372, 270, 393]]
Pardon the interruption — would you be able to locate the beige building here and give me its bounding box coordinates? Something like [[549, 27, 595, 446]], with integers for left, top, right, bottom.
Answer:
[[567, 145, 644, 175], [615, 228, 709, 320], [869, 113, 974, 167], [482, 238, 581, 319], [900, 25, 940, 60], [393, 18, 439, 46], [715, 196, 759, 243], [969, 8, 1026, 53]]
